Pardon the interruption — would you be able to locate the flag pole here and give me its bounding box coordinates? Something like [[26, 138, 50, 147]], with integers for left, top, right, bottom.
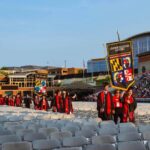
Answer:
[[117, 29, 121, 42], [83, 59, 85, 81]]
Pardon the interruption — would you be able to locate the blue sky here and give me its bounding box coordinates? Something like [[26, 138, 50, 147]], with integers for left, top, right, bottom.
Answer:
[[0, 0, 150, 67]]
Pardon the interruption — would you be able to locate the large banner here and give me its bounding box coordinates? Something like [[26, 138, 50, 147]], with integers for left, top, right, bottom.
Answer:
[[107, 41, 135, 90], [34, 80, 47, 95]]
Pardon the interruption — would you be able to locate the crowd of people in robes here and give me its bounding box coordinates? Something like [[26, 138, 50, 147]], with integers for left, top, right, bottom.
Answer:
[[0, 94, 22, 107], [0, 90, 74, 115], [0, 82, 138, 123], [97, 82, 137, 124]]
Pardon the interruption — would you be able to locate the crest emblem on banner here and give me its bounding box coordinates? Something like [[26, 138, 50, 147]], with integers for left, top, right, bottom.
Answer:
[[107, 41, 135, 90], [34, 80, 47, 95]]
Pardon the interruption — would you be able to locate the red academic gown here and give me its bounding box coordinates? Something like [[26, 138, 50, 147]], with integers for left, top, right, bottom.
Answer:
[[41, 98, 49, 111], [97, 91, 114, 120], [0, 97, 4, 105], [65, 96, 73, 114], [16, 97, 22, 107], [4, 97, 9, 105], [123, 95, 137, 123], [8, 98, 15, 106], [113, 96, 123, 108], [55, 95, 63, 112], [34, 98, 40, 110], [113, 96, 123, 123]]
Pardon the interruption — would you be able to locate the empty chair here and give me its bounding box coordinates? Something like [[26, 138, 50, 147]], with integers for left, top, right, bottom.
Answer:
[[51, 131, 72, 143], [118, 141, 146, 150], [73, 118, 87, 124], [81, 124, 98, 132], [61, 126, 80, 136], [22, 115, 35, 121], [139, 125, 150, 133], [56, 120, 68, 126], [75, 129, 97, 139], [47, 123, 62, 130], [92, 135, 116, 145], [99, 127, 118, 136], [100, 121, 116, 128], [0, 130, 12, 136], [8, 116, 22, 122], [4, 122, 20, 129], [16, 129, 35, 139], [2, 142, 32, 150], [119, 122, 135, 128], [44, 120, 56, 126], [147, 141, 150, 150], [66, 122, 81, 130], [63, 137, 88, 147], [24, 133, 47, 142], [7, 125, 24, 134], [39, 127, 58, 137], [86, 144, 116, 150], [33, 139, 61, 150], [118, 132, 141, 142], [119, 126, 138, 133], [21, 121, 32, 129], [0, 135, 21, 145], [0, 116, 8, 122], [86, 119, 99, 126], [54, 148, 82, 150], [28, 124, 42, 132], [142, 131, 150, 141]]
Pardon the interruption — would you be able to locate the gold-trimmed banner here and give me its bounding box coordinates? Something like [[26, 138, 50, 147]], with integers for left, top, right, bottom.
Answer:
[[107, 41, 135, 90]]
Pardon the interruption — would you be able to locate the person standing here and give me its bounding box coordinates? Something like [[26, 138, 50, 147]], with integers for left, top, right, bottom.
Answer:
[[8, 95, 16, 106], [54, 90, 62, 112], [64, 91, 73, 114], [61, 91, 66, 113], [16, 94, 22, 107], [97, 82, 114, 120], [122, 88, 137, 123], [34, 95, 40, 110], [0, 95, 4, 105], [24, 94, 31, 108], [40, 95, 49, 111], [4, 95, 9, 105], [113, 90, 123, 124]]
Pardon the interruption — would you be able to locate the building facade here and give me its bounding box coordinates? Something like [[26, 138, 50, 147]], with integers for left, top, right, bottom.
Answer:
[[125, 32, 150, 69], [0, 70, 48, 97], [49, 67, 84, 76], [87, 58, 107, 73], [137, 51, 150, 74]]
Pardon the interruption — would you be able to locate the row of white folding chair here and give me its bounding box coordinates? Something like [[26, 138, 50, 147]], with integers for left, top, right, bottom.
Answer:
[[0, 127, 141, 143], [0, 141, 148, 150], [2, 142, 32, 150]]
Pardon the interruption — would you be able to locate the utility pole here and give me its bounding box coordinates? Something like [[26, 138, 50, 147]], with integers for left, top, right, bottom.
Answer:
[[117, 29, 121, 42], [83, 59, 85, 81], [64, 60, 67, 68]]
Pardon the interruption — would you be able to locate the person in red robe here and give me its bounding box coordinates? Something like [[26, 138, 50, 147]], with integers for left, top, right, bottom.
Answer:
[[123, 88, 137, 123], [64, 91, 73, 114], [113, 90, 123, 124], [34, 95, 40, 110], [4, 95, 9, 105], [97, 82, 114, 120], [8, 95, 16, 106], [16, 94, 22, 107], [40, 95, 49, 111], [54, 90, 63, 112], [0, 95, 4, 105]]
